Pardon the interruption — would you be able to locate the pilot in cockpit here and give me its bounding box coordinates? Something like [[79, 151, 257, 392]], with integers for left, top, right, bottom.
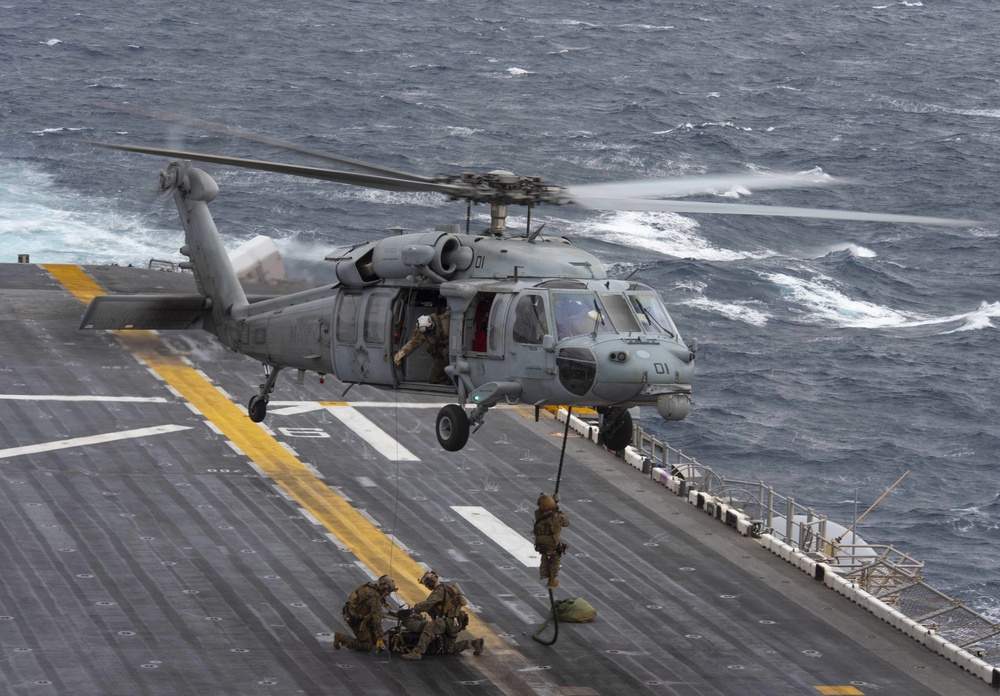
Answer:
[[555, 298, 599, 340]]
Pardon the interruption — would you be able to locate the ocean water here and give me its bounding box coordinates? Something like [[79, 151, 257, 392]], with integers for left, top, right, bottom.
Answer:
[[3, 1, 998, 619]]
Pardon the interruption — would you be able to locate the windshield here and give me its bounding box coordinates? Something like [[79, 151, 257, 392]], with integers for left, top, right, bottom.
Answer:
[[552, 293, 614, 340], [627, 293, 677, 337], [550, 289, 679, 340]]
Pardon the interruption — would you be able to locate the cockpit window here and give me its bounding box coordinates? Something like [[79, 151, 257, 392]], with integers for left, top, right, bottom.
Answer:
[[628, 293, 677, 337], [512, 294, 549, 345], [552, 293, 614, 340], [597, 294, 640, 333]]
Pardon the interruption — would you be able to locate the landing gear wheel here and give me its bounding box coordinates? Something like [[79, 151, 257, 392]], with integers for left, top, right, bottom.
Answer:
[[599, 406, 632, 451], [248, 395, 268, 423], [436, 404, 470, 452]]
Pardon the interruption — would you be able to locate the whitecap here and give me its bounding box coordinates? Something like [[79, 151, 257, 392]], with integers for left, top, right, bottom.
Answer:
[[507, 67, 532, 76], [681, 295, 771, 326], [819, 242, 877, 258], [445, 126, 481, 137], [939, 301, 1000, 334], [762, 272, 912, 327], [42, 39, 62, 46], [762, 271, 999, 332], [620, 23, 674, 31], [30, 127, 89, 136], [574, 210, 772, 262]]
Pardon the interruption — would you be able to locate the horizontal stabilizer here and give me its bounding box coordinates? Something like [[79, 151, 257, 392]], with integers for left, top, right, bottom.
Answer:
[[80, 295, 207, 330]]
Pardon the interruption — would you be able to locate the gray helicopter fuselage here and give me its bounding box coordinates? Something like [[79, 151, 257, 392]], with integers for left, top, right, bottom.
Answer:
[[233, 227, 694, 419]]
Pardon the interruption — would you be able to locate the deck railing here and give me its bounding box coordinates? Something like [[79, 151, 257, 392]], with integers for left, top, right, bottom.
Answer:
[[628, 422, 1000, 667]]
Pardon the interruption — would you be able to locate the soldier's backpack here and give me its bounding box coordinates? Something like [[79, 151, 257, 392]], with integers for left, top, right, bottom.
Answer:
[[553, 597, 597, 623]]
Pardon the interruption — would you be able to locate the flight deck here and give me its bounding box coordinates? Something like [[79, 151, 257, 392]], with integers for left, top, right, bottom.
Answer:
[[0, 262, 991, 695]]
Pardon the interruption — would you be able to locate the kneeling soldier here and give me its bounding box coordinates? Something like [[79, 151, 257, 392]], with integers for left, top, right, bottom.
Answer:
[[401, 571, 484, 660], [334, 574, 396, 653]]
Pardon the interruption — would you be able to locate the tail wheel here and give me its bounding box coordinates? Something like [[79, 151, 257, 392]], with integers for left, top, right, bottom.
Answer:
[[436, 404, 470, 452], [248, 395, 268, 423], [599, 406, 632, 451]]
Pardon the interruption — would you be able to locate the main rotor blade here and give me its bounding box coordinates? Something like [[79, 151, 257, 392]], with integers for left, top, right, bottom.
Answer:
[[577, 197, 982, 227], [96, 103, 440, 184], [93, 142, 466, 196], [564, 172, 838, 201]]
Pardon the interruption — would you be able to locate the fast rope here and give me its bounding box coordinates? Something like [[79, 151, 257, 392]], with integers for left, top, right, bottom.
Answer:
[[531, 406, 572, 646]]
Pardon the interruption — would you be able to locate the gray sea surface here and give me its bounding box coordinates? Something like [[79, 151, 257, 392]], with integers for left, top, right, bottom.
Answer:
[[3, 0, 998, 619]]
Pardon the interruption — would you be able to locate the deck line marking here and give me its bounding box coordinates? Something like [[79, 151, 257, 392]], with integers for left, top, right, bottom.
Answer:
[[0, 395, 169, 403], [451, 506, 540, 568], [0, 425, 192, 460], [46, 263, 553, 696], [325, 405, 420, 462]]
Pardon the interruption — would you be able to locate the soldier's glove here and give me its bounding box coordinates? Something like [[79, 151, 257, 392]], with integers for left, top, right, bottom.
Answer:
[[397, 608, 412, 620], [393, 351, 405, 366], [375, 639, 386, 654]]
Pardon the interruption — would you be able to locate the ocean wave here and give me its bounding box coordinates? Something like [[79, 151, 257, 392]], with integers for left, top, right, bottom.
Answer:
[[760, 271, 999, 332], [680, 295, 771, 326], [817, 242, 877, 258], [0, 160, 179, 265], [575, 210, 774, 261]]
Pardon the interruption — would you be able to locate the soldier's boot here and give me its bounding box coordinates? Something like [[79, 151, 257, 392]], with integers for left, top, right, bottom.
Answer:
[[333, 632, 344, 650], [402, 630, 434, 660], [473, 638, 485, 655], [546, 577, 559, 589]]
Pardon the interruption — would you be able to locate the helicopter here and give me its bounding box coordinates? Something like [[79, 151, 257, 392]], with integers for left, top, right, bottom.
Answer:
[[79, 117, 980, 452]]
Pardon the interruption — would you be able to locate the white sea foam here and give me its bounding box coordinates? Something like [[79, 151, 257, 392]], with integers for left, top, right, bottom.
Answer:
[[762, 271, 999, 332], [0, 161, 178, 265], [681, 295, 771, 326], [819, 242, 877, 258], [574, 210, 772, 261], [620, 23, 674, 31]]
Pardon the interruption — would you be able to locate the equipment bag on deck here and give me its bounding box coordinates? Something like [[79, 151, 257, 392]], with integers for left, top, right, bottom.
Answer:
[[553, 597, 597, 623]]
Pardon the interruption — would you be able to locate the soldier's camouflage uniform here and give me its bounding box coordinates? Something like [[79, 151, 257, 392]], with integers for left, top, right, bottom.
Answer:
[[340, 582, 387, 651], [534, 505, 570, 588], [397, 311, 450, 384], [407, 583, 476, 656]]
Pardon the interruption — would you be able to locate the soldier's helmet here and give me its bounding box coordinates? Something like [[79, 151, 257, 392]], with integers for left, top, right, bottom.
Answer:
[[376, 575, 397, 594], [418, 570, 440, 589], [416, 315, 436, 334], [537, 493, 556, 511]]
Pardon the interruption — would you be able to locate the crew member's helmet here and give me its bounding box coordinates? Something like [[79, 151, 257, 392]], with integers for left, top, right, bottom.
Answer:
[[376, 575, 398, 594], [537, 493, 556, 511], [417, 315, 436, 334], [418, 570, 440, 589]]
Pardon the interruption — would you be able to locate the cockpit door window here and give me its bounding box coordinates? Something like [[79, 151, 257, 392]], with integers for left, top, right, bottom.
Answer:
[[512, 294, 549, 345]]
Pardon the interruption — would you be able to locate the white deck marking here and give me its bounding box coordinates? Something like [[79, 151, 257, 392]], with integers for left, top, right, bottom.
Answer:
[[268, 403, 325, 416], [0, 424, 192, 460], [326, 406, 419, 461], [451, 506, 540, 568], [0, 395, 169, 403]]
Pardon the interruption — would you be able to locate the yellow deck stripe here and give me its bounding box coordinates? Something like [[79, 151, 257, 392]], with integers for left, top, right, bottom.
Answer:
[[47, 264, 546, 693]]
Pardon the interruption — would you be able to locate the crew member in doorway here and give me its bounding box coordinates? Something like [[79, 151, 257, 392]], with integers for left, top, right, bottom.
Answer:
[[400, 571, 484, 660], [533, 493, 570, 588], [334, 574, 397, 653], [394, 311, 450, 384]]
